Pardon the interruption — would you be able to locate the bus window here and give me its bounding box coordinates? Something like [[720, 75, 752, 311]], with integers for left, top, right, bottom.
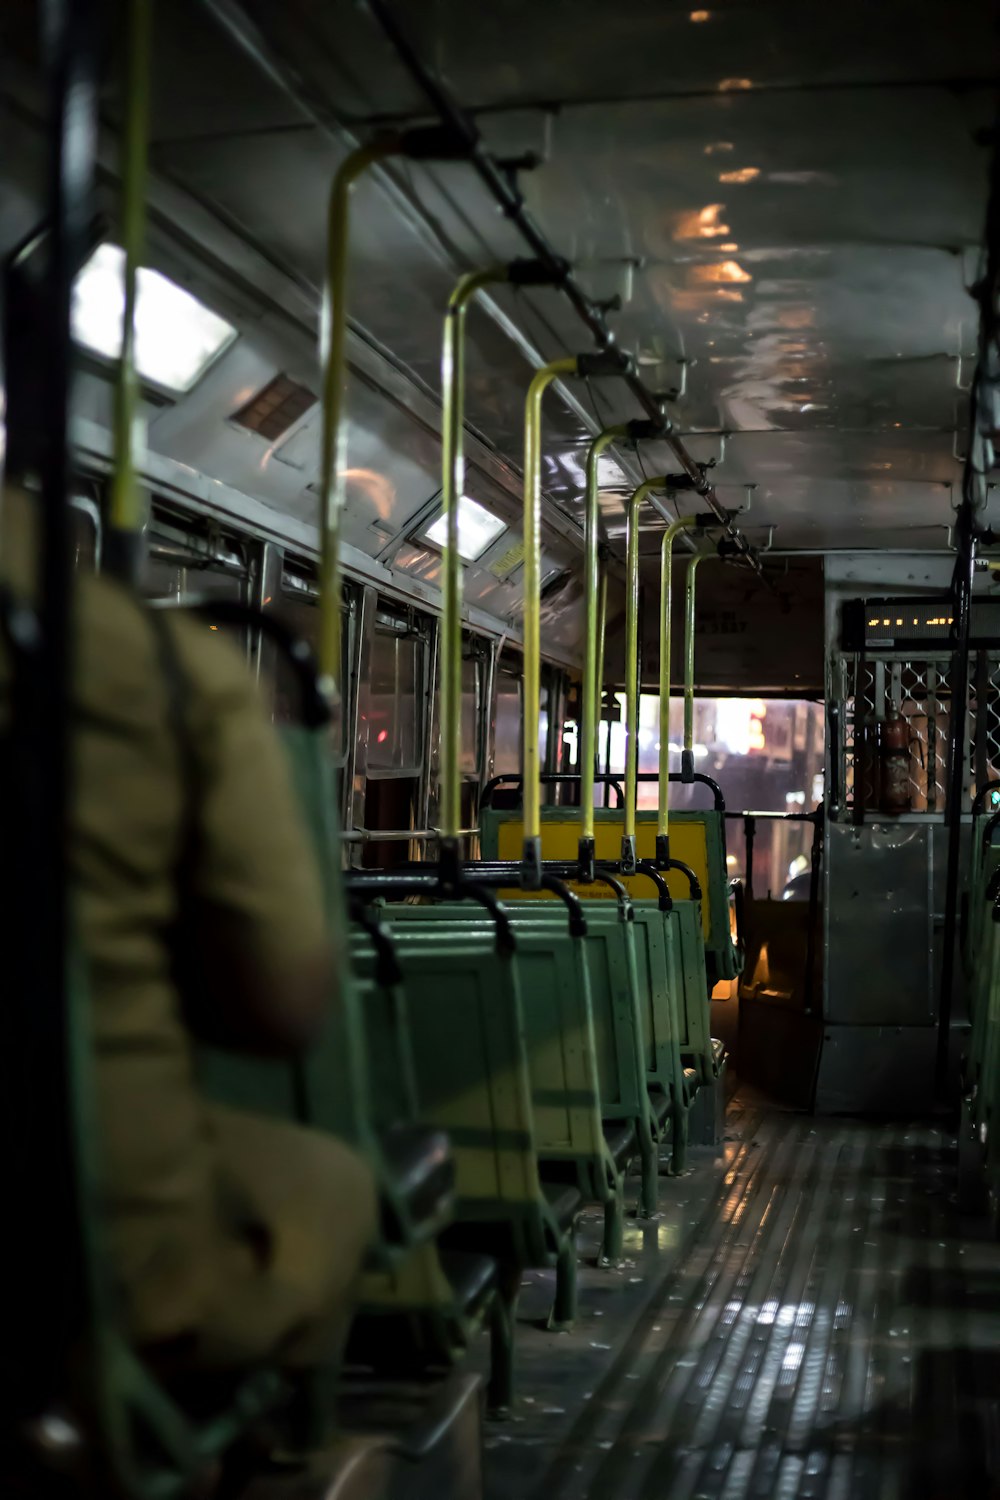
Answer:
[[270, 562, 350, 762], [493, 669, 521, 776], [367, 622, 425, 776]]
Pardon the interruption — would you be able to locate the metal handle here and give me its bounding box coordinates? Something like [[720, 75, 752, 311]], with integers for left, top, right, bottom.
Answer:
[[318, 139, 398, 693], [480, 772, 626, 809], [827, 702, 843, 820], [346, 871, 517, 954], [581, 426, 627, 850], [624, 476, 669, 844], [522, 358, 578, 867], [349, 901, 403, 988], [439, 266, 508, 844], [658, 516, 698, 844], [664, 858, 702, 902], [973, 780, 1000, 816]]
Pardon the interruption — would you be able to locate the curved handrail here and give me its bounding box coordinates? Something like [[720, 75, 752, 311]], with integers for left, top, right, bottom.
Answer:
[[660, 772, 726, 812], [663, 858, 702, 903], [480, 772, 626, 809], [461, 866, 588, 938], [973, 780, 1000, 816], [345, 872, 517, 954], [730, 878, 746, 959], [348, 900, 404, 989], [635, 859, 673, 913], [982, 809, 1000, 851]]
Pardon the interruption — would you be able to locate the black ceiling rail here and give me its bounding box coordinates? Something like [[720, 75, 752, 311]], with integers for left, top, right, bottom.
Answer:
[[362, 0, 765, 583]]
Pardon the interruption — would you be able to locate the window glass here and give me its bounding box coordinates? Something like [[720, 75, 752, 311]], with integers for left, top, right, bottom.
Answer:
[[493, 670, 521, 775], [432, 651, 483, 776], [460, 654, 481, 775], [70, 496, 100, 574], [367, 627, 424, 775], [599, 692, 825, 897], [270, 582, 349, 759]]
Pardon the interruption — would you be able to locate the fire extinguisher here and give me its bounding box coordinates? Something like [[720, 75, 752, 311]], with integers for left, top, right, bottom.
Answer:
[[880, 706, 911, 813]]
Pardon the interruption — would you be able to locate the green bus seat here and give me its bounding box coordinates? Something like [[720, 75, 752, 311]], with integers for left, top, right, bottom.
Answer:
[[629, 903, 695, 1173], [352, 915, 582, 1337], [379, 902, 633, 1259], [480, 801, 744, 986]]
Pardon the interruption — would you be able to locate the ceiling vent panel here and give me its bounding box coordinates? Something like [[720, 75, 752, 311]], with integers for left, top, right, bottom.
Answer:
[[231, 373, 316, 442]]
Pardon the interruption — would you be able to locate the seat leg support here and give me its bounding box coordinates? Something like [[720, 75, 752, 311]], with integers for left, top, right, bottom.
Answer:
[[599, 1188, 624, 1266], [486, 1282, 516, 1419], [638, 1122, 659, 1218], [671, 1098, 689, 1176], [548, 1236, 577, 1332]]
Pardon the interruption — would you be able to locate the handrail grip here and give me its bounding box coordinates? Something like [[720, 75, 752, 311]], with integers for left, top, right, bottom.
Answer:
[[973, 780, 1000, 816], [480, 772, 625, 809], [346, 872, 517, 953]]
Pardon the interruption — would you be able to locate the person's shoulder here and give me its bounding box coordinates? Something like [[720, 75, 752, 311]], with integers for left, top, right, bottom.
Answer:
[[76, 578, 261, 726]]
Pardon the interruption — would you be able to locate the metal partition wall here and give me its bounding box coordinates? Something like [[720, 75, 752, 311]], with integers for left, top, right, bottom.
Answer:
[[820, 555, 991, 1112]]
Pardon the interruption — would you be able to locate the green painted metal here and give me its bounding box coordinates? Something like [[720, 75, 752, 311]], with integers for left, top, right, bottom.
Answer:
[[522, 357, 578, 869], [629, 905, 692, 1173], [669, 900, 720, 1088], [371, 919, 579, 1303], [385, 903, 627, 1259], [318, 138, 397, 693], [394, 900, 660, 1218], [108, 0, 151, 576], [440, 266, 507, 843], [582, 425, 627, 845], [480, 804, 734, 977]]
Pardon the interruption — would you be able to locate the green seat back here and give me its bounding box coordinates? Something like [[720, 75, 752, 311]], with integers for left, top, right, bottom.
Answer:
[[479, 805, 742, 981]]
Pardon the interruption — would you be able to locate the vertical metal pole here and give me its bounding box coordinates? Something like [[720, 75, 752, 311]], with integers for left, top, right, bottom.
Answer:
[[106, 0, 151, 583], [12, 0, 99, 1416], [623, 477, 665, 870], [318, 139, 397, 698], [656, 516, 696, 864], [595, 572, 609, 808], [682, 551, 715, 779], [579, 425, 625, 874], [521, 357, 577, 884], [938, 504, 976, 1090], [439, 266, 505, 874]]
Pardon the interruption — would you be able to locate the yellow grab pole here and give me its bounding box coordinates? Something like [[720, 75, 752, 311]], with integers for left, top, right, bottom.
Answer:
[[580, 425, 627, 869], [623, 476, 670, 871], [656, 517, 697, 865], [595, 570, 608, 759], [522, 357, 578, 883], [682, 549, 720, 780], [318, 138, 397, 699], [439, 266, 507, 860], [108, 0, 151, 583]]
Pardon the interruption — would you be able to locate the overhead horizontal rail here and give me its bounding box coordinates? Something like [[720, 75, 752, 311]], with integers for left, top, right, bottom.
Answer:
[[363, 0, 765, 582]]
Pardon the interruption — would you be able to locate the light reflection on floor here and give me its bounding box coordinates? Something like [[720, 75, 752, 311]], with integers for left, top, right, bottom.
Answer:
[[482, 1094, 1000, 1500]]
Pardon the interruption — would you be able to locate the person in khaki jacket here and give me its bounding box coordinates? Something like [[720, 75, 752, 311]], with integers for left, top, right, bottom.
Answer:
[[1, 481, 376, 1374]]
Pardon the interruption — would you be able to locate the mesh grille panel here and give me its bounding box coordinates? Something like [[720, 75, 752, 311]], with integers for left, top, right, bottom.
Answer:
[[231, 374, 316, 441]]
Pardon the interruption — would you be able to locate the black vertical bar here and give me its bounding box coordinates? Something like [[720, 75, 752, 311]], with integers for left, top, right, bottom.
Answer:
[[937, 502, 976, 1093], [7, 0, 98, 1419], [853, 647, 868, 825], [744, 813, 756, 901], [803, 812, 823, 1015]]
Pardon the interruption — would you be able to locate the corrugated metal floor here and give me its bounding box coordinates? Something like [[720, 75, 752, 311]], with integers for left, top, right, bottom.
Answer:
[[485, 1092, 1000, 1500]]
